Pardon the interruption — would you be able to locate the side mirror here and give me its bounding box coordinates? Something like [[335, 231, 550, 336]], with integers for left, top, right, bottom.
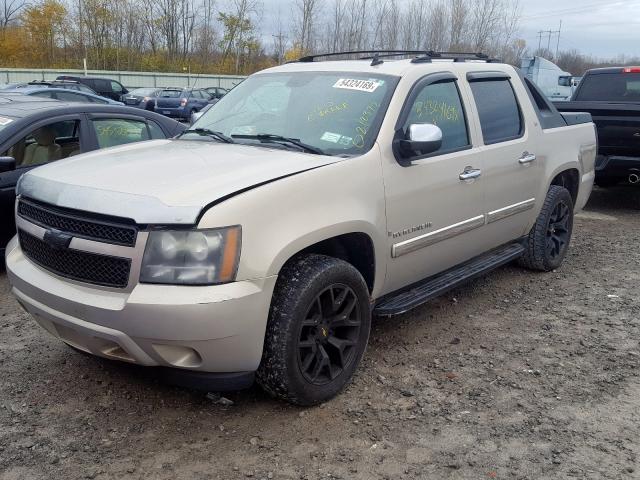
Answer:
[[396, 124, 443, 159], [0, 156, 16, 173]]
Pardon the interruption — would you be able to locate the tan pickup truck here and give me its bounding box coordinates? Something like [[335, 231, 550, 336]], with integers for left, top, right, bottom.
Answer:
[[5, 51, 597, 405]]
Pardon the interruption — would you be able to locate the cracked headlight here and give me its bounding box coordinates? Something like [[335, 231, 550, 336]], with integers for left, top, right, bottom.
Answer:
[[140, 226, 241, 285]]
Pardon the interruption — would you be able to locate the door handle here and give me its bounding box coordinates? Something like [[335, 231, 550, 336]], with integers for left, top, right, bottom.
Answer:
[[459, 167, 482, 181], [519, 152, 536, 164]]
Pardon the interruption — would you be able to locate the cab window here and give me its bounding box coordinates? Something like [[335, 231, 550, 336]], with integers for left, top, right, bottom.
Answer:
[[470, 79, 523, 144], [402, 80, 469, 154], [92, 118, 152, 148], [2, 119, 82, 167]]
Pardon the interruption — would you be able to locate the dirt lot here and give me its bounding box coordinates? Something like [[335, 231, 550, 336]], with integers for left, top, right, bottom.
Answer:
[[0, 186, 639, 480]]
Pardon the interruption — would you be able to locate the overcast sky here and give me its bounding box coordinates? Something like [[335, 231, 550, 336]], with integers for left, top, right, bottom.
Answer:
[[256, 0, 640, 59], [519, 0, 640, 58]]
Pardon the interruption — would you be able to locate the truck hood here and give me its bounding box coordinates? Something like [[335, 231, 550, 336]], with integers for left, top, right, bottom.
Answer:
[[19, 139, 345, 224]]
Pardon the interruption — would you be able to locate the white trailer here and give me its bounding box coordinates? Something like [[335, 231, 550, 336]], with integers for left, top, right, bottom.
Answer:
[[520, 56, 574, 101]]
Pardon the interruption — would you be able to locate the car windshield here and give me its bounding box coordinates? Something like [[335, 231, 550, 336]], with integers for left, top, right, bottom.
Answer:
[[191, 71, 398, 156], [160, 89, 183, 98]]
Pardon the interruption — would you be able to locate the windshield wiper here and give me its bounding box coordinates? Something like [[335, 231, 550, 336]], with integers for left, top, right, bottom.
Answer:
[[180, 128, 234, 144], [231, 133, 325, 155]]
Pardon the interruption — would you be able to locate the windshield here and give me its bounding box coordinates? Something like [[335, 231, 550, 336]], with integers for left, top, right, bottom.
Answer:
[[576, 72, 640, 102], [190, 71, 398, 156]]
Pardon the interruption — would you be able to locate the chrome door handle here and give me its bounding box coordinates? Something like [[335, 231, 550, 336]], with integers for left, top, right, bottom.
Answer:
[[459, 168, 482, 181], [519, 152, 536, 164]]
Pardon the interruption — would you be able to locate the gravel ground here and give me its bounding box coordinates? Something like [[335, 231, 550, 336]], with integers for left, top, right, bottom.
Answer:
[[0, 186, 639, 480]]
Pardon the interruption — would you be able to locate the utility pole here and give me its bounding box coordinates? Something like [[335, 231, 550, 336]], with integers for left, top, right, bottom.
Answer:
[[555, 20, 562, 59], [537, 24, 562, 59]]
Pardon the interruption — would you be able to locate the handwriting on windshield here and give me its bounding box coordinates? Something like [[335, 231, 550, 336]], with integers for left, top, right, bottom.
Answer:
[[352, 102, 380, 148], [414, 99, 460, 123], [307, 101, 349, 122]]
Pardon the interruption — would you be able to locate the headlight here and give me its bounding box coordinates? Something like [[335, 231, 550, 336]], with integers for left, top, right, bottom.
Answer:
[[140, 226, 241, 285]]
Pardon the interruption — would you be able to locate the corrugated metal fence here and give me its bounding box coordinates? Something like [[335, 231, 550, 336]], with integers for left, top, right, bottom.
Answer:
[[0, 68, 246, 89]]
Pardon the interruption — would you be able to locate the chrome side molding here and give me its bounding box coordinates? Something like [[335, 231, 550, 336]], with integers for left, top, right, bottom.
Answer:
[[486, 198, 536, 224], [392, 215, 485, 258]]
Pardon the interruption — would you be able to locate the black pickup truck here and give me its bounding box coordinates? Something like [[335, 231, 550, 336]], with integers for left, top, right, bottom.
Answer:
[[555, 67, 640, 187]]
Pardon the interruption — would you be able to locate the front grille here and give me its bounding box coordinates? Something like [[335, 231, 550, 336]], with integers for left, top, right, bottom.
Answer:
[[19, 230, 131, 288], [18, 199, 137, 247]]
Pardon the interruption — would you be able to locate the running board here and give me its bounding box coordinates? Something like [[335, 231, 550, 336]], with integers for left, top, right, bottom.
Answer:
[[373, 242, 525, 316]]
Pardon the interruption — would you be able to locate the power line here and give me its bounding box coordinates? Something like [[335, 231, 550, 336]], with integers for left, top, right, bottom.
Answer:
[[522, 0, 639, 20]]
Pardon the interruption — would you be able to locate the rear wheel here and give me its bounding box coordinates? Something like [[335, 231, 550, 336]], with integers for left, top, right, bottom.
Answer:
[[519, 185, 574, 272], [257, 254, 371, 405]]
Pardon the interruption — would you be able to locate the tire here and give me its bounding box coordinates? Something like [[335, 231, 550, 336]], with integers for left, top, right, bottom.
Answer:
[[257, 254, 371, 406], [519, 185, 574, 272]]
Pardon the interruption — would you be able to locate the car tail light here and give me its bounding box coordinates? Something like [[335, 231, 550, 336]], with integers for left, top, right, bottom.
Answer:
[[623, 67, 640, 73], [180, 98, 188, 106]]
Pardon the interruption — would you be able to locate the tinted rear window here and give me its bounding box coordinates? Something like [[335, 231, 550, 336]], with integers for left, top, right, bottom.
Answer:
[[160, 90, 182, 98], [576, 72, 640, 102], [470, 79, 523, 144]]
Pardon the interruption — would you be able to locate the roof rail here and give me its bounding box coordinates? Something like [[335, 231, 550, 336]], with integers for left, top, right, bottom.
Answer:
[[293, 50, 501, 66], [411, 51, 501, 63]]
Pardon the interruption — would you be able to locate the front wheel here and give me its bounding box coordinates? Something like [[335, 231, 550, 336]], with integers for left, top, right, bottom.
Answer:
[[257, 254, 371, 406], [519, 185, 574, 272]]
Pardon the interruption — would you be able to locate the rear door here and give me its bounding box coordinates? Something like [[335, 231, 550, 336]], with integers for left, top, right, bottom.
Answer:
[[465, 72, 542, 244]]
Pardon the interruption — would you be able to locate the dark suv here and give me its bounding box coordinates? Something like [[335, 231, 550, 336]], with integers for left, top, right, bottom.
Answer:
[[154, 88, 211, 120], [56, 76, 129, 102]]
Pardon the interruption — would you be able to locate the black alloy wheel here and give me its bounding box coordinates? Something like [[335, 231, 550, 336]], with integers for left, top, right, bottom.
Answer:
[[297, 284, 362, 386], [546, 200, 571, 260]]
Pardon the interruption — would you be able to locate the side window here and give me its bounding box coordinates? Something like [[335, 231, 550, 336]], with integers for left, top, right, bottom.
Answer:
[[30, 91, 55, 100], [94, 79, 110, 93], [56, 91, 90, 103], [110, 81, 124, 94], [2, 119, 81, 167], [470, 79, 523, 144], [403, 80, 469, 153], [147, 120, 166, 139], [92, 118, 151, 148]]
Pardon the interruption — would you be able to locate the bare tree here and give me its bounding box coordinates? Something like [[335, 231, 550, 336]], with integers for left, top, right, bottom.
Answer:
[[0, 0, 26, 29]]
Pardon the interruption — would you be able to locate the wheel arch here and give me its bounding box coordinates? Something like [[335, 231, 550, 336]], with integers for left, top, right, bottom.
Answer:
[[269, 226, 380, 294], [550, 167, 580, 206]]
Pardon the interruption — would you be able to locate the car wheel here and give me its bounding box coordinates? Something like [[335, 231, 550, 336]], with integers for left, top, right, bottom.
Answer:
[[257, 254, 371, 406], [519, 185, 574, 272]]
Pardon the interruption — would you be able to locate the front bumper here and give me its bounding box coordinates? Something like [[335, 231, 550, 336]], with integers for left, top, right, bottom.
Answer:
[[5, 236, 277, 378]]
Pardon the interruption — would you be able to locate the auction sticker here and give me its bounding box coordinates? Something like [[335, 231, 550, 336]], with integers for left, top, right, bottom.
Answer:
[[333, 78, 381, 93], [0, 116, 13, 126]]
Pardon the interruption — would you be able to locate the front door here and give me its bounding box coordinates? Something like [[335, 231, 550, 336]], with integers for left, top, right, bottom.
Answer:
[[382, 74, 487, 294]]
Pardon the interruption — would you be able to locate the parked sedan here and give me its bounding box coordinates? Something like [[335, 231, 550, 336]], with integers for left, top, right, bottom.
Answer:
[[154, 87, 211, 120], [1, 88, 123, 104], [122, 88, 162, 110], [0, 96, 186, 253], [203, 86, 228, 100]]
